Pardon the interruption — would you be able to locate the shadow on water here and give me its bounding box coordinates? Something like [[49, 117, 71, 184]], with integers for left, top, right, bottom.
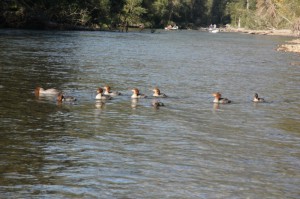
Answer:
[[0, 30, 82, 194]]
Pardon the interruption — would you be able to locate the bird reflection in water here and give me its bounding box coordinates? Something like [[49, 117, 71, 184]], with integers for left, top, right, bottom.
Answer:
[[95, 101, 105, 109], [131, 99, 139, 108]]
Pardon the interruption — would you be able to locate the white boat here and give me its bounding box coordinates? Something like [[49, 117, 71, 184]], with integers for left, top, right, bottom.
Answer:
[[211, 29, 219, 33], [165, 25, 178, 30], [208, 28, 219, 33]]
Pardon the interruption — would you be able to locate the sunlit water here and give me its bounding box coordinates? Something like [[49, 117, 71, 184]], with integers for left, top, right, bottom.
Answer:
[[0, 29, 299, 198]]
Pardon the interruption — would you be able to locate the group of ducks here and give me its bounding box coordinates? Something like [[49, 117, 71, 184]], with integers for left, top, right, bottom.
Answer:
[[35, 86, 168, 107], [35, 86, 265, 107], [212, 92, 265, 103]]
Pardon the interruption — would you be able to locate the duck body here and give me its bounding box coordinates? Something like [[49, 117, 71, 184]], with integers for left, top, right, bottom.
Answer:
[[96, 93, 112, 100], [131, 88, 147, 99], [152, 88, 167, 98], [104, 91, 121, 96], [131, 94, 147, 99], [104, 86, 121, 96], [57, 94, 76, 102], [152, 100, 164, 107], [35, 87, 59, 96], [212, 92, 231, 104], [213, 98, 231, 104], [153, 93, 167, 98], [253, 93, 265, 102], [63, 96, 77, 102], [96, 88, 112, 100]]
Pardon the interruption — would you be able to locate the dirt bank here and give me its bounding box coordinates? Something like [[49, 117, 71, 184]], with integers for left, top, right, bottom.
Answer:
[[223, 28, 300, 54], [223, 27, 298, 37], [277, 39, 300, 55]]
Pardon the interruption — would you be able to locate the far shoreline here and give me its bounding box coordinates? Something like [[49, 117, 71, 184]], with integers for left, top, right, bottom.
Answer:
[[221, 27, 298, 37], [220, 27, 300, 55], [1, 26, 299, 55]]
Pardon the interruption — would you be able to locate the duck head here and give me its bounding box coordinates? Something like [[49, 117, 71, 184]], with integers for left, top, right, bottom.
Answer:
[[132, 88, 140, 95], [57, 93, 64, 102], [104, 86, 111, 92], [97, 87, 104, 94], [35, 87, 41, 96], [153, 88, 161, 95], [212, 92, 221, 99]]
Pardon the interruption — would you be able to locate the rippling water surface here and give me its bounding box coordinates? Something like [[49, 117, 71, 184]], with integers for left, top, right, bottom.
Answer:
[[0, 29, 299, 198]]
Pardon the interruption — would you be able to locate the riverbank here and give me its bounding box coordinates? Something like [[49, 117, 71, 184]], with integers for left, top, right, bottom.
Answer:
[[276, 39, 300, 55], [223, 27, 298, 37], [222, 27, 300, 54]]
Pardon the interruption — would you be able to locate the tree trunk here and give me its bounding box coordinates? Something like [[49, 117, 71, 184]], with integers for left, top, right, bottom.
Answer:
[[246, 0, 249, 10]]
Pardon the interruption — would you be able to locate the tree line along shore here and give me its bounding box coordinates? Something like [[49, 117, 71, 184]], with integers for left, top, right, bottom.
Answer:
[[0, 0, 299, 54], [1, 0, 300, 31]]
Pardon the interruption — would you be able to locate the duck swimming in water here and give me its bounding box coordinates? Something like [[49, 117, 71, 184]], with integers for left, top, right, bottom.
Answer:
[[57, 93, 77, 102], [253, 93, 265, 102], [152, 87, 167, 98], [35, 87, 59, 96], [131, 88, 147, 99], [152, 99, 164, 108], [96, 88, 112, 100], [212, 92, 231, 104], [104, 85, 121, 96]]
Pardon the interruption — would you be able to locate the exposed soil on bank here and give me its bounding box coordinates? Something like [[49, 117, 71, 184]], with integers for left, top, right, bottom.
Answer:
[[276, 39, 300, 55], [223, 27, 297, 36], [222, 28, 300, 55]]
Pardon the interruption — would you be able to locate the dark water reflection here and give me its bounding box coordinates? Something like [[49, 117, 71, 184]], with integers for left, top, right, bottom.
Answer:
[[0, 29, 299, 198]]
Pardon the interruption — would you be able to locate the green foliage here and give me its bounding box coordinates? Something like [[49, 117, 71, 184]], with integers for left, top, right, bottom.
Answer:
[[227, 0, 300, 30], [210, 0, 227, 24], [226, 0, 255, 28], [152, 0, 169, 25], [0, 0, 299, 30], [119, 0, 147, 31]]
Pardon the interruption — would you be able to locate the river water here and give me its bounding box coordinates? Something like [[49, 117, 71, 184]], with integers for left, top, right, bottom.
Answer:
[[0, 29, 299, 198]]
